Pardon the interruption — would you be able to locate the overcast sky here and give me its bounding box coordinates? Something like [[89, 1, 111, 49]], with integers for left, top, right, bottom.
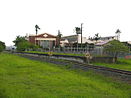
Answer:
[[0, 0, 131, 46]]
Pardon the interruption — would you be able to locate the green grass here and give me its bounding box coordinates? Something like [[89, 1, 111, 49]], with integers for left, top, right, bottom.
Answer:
[[93, 58, 131, 71], [0, 53, 131, 98]]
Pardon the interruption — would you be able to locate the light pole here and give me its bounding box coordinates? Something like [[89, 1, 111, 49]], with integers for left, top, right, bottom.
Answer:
[[75, 23, 83, 53], [75, 27, 81, 51], [81, 23, 83, 51]]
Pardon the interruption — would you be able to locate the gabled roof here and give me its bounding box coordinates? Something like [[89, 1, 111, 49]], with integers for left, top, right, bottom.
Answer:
[[36, 33, 57, 38], [95, 40, 109, 46]]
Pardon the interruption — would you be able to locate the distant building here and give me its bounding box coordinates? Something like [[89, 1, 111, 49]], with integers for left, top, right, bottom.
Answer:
[[60, 39, 69, 47], [28, 32, 119, 50], [99, 36, 117, 41], [89, 35, 117, 46], [28, 33, 92, 48], [28, 33, 58, 49], [61, 35, 93, 47], [61, 35, 78, 44]]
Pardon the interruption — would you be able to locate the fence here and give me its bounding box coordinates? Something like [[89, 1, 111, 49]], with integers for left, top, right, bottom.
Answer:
[[34, 47, 104, 56], [31, 46, 129, 58]]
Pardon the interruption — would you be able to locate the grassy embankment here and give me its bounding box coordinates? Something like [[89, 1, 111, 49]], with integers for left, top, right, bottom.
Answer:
[[0, 53, 131, 97]]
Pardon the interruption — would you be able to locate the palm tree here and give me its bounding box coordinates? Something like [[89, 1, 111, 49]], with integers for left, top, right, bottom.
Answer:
[[35, 24, 40, 35], [94, 33, 100, 42], [35, 24, 40, 45], [115, 29, 121, 40]]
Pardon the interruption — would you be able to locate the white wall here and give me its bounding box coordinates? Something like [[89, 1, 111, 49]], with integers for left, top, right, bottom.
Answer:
[[78, 35, 88, 43]]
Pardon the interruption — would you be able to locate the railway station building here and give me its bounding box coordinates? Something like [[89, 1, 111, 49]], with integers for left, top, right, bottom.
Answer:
[[29, 33, 58, 49]]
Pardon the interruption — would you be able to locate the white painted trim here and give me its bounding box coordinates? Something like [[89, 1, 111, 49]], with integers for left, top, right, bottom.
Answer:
[[36, 38, 56, 41]]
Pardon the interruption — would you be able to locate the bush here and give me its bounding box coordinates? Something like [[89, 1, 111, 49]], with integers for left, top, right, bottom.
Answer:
[[0, 41, 6, 52], [13, 36, 39, 51]]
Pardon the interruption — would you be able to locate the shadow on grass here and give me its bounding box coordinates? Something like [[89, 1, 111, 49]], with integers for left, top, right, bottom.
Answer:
[[0, 89, 8, 98]]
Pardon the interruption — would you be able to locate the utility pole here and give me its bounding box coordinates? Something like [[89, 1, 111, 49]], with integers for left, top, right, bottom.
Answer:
[[75, 27, 81, 52], [81, 23, 83, 50], [75, 23, 83, 53]]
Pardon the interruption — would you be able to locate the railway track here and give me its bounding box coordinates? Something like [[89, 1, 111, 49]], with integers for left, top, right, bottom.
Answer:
[[74, 62, 131, 75], [14, 52, 131, 76]]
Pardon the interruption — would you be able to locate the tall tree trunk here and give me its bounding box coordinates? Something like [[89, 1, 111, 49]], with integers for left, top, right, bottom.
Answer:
[[113, 52, 118, 63]]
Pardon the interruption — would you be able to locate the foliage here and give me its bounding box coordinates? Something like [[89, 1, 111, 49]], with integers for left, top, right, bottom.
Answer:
[[13, 36, 26, 46], [17, 41, 39, 51], [93, 33, 100, 42], [104, 40, 129, 62], [13, 36, 39, 51], [56, 30, 62, 47], [0, 41, 6, 52], [0, 53, 131, 97]]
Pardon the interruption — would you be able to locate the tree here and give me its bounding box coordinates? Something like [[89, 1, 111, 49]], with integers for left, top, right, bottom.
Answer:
[[0, 41, 6, 52], [13, 36, 27, 46], [93, 33, 101, 42], [57, 30, 62, 48], [115, 29, 121, 40], [13, 36, 38, 51], [104, 40, 129, 62], [16, 41, 30, 51], [35, 24, 40, 35]]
